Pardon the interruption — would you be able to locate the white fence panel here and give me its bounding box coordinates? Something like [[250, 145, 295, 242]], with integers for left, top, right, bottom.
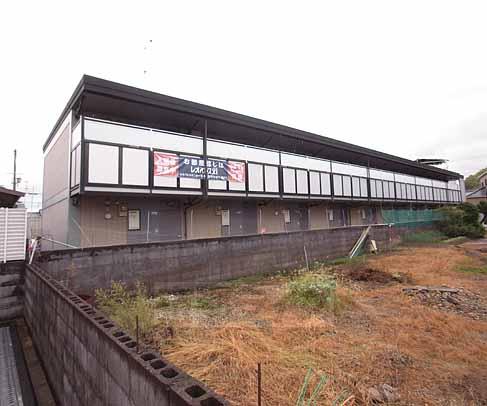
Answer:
[[0, 208, 27, 263]]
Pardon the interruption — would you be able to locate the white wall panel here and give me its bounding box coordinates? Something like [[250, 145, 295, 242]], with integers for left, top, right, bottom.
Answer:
[[448, 180, 460, 190], [369, 169, 394, 181], [248, 163, 264, 192], [283, 168, 296, 193], [352, 177, 360, 197], [247, 147, 280, 165], [401, 184, 407, 199], [383, 181, 390, 198], [209, 180, 227, 190], [395, 173, 415, 184], [177, 155, 201, 189], [343, 176, 352, 196], [72, 123, 82, 146], [0, 208, 27, 262], [122, 148, 149, 186], [416, 177, 433, 186], [388, 182, 395, 198], [411, 185, 417, 200], [208, 140, 279, 164], [321, 173, 331, 195], [180, 178, 201, 189], [154, 175, 177, 187], [88, 143, 119, 184], [280, 153, 308, 168], [75, 146, 81, 186], [432, 180, 447, 188], [333, 174, 343, 196], [281, 153, 331, 171], [296, 170, 308, 194], [207, 140, 246, 160], [370, 179, 377, 197], [307, 158, 331, 172], [229, 181, 245, 191], [375, 180, 383, 198], [333, 162, 367, 177], [85, 119, 203, 154], [310, 172, 321, 195], [264, 166, 279, 193], [360, 178, 368, 197], [70, 150, 76, 188], [406, 184, 412, 199]]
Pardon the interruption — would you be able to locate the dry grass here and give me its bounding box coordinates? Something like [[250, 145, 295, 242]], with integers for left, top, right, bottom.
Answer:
[[151, 244, 487, 405]]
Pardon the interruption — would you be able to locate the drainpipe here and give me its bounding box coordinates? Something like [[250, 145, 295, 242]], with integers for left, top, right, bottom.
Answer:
[[203, 119, 208, 198]]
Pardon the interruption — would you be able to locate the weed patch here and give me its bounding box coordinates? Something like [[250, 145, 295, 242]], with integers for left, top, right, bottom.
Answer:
[[285, 274, 347, 313], [220, 274, 267, 288], [95, 281, 157, 339], [456, 265, 487, 275], [181, 295, 219, 310]]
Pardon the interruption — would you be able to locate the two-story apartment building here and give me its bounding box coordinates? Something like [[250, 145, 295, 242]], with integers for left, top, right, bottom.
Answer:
[[42, 75, 465, 248]]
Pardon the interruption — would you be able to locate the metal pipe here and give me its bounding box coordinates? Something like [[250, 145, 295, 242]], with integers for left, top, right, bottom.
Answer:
[[203, 119, 208, 198], [257, 363, 262, 406], [136, 315, 140, 353], [40, 236, 78, 249], [12, 149, 17, 191]]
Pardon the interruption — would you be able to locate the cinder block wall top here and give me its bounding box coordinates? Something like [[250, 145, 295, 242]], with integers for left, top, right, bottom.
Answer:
[[24, 263, 227, 406], [36, 224, 415, 295]]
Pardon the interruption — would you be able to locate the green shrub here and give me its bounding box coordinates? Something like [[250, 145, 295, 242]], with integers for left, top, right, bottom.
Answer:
[[436, 204, 485, 239], [479, 201, 487, 224], [95, 281, 157, 339], [286, 274, 341, 312]]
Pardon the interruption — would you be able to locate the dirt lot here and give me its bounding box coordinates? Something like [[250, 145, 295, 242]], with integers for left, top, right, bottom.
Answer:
[[150, 242, 487, 405]]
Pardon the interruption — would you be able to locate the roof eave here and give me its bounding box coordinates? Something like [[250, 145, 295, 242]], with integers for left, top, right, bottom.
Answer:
[[43, 75, 463, 180], [42, 75, 87, 152]]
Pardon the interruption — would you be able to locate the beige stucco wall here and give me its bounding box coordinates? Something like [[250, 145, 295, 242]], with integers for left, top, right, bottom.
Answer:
[[258, 202, 285, 234], [375, 207, 385, 224], [42, 122, 71, 247], [350, 208, 363, 225], [41, 199, 70, 249], [80, 196, 128, 247], [186, 202, 222, 239], [308, 205, 329, 230], [43, 124, 70, 208]]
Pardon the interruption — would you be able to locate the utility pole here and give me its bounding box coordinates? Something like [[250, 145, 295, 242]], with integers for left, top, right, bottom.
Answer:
[[12, 149, 17, 191]]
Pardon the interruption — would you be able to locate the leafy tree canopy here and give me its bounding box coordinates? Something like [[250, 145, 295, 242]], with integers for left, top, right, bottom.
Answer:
[[465, 167, 487, 190]]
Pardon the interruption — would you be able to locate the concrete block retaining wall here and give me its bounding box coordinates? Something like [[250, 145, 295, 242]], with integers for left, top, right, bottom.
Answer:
[[0, 260, 25, 320], [38, 224, 416, 295], [24, 263, 227, 406]]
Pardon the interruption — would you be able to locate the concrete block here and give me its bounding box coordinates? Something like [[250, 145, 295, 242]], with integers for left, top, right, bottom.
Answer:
[[0, 295, 21, 308], [0, 273, 20, 286], [106, 342, 131, 394], [0, 285, 17, 298], [0, 304, 23, 320]]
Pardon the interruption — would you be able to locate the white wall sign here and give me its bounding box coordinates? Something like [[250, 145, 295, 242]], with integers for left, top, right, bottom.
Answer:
[[221, 209, 230, 226], [128, 210, 140, 231]]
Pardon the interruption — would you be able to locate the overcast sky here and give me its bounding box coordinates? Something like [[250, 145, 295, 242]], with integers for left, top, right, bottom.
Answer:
[[1, 0, 487, 195]]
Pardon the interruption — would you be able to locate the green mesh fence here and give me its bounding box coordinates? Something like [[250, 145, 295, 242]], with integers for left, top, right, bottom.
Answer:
[[381, 208, 443, 228]]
